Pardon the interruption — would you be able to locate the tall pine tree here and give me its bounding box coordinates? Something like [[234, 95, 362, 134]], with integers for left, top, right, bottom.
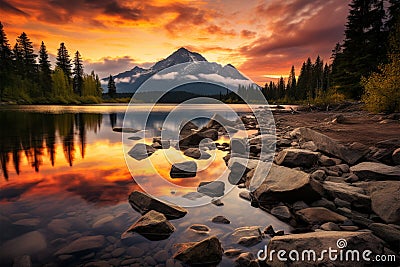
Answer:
[[14, 32, 37, 79], [38, 41, 52, 96], [73, 50, 83, 96], [56, 43, 72, 78], [0, 22, 13, 101], [107, 75, 116, 96]]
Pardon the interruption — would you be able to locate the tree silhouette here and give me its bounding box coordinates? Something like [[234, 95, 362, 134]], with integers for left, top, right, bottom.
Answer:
[[39, 41, 52, 96], [56, 42, 72, 78], [107, 74, 117, 96], [73, 50, 84, 96]]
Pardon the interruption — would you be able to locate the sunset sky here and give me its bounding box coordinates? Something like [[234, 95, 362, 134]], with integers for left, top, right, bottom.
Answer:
[[1, 0, 350, 84]]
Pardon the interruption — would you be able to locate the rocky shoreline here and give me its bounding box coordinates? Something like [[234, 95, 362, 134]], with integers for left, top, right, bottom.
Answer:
[[123, 107, 400, 266]]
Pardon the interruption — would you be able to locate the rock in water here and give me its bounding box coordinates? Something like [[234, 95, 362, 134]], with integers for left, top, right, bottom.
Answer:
[[369, 181, 400, 224], [0, 231, 47, 260], [125, 210, 175, 241], [253, 164, 323, 204], [55, 235, 104, 255], [350, 162, 400, 180], [170, 161, 197, 178], [128, 143, 156, 160], [183, 148, 211, 159], [178, 129, 218, 148], [296, 207, 347, 225], [266, 231, 392, 266], [275, 148, 318, 168], [197, 181, 225, 197], [173, 236, 223, 265], [205, 114, 236, 129], [128, 190, 187, 219], [112, 127, 140, 133], [211, 215, 230, 224], [291, 127, 368, 164]]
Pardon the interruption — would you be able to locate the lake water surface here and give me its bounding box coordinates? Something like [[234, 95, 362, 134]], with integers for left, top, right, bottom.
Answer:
[[0, 104, 291, 267]]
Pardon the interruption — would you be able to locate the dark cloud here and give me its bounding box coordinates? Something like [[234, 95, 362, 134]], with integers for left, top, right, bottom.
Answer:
[[84, 56, 153, 78], [241, 29, 256, 39], [102, 1, 141, 20], [0, 0, 29, 16]]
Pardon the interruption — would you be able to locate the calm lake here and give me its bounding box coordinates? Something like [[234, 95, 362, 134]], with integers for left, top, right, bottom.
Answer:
[[0, 104, 291, 267]]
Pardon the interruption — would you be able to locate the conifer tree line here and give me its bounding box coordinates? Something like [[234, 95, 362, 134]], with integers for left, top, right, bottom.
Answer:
[[263, 0, 400, 112], [0, 23, 103, 103]]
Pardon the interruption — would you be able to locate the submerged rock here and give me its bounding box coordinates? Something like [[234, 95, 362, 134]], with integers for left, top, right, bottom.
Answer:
[[128, 143, 156, 160], [125, 210, 175, 241], [275, 148, 318, 168], [0, 231, 47, 260], [350, 162, 400, 180], [128, 190, 187, 219], [197, 181, 225, 197], [170, 161, 197, 178], [173, 236, 223, 265], [291, 127, 368, 164], [55, 235, 104, 255], [212, 215, 230, 224]]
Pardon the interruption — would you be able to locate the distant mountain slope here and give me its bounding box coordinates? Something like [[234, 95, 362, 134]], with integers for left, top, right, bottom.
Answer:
[[101, 47, 208, 93]]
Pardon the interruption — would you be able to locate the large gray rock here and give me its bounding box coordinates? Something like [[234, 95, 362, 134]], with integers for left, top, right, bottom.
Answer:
[[197, 181, 225, 197], [205, 114, 236, 129], [173, 236, 223, 265], [178, 129, 218, 148], [322, 181, 371, 211], [291, 127, 368, 164], [55, 235, 104, 255], [0, 231, 47, 260], [125, 210, 175, 241], [128, 190, 187, 219], [350, 162, 400, 180], [253, 164, 323, 204], [275, 148, 318, 168], [183, 148, 211, 159], [296, 207, 347, 225], [369, 223, 400, 245], [368, 181, 400, 224], [265, 231, 391, 267], [170, 161, 197, 178], [128, 143, 156, 160]]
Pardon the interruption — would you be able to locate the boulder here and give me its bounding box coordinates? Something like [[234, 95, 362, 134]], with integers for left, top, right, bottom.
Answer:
[[296, 207, 347, 225], [178, 129, 218, 148], [205, 114, 236, 129], [0, 231, 47, 260], [183, 148, 211, 159], [300, 141, 318, 151], [275, 148, 318, 168], [128, 143, 156, 160], [230, 138, 248, 155], [320, 222, 341, 231], [55, 235, 104, 255], [392, 148, 400, 165], [170, 161, 197, 178], [318, 155, 341, 166], [173, 236, 223, 265], [322, 181, 371, 211], [179, 121, 198, 138], [350, 162, 400, 180], [128, 190, 187, 219], [112, 127, 140, 133], [291, 127, 368, 164], [125, 210, 175, 241], [270, 205, 292, 221], [266, 231, 390, 266], [253, 164, 323, 204], [368, 181, 400, 224], [211, 215, 230, 224], [310, 170, 326, 181], [369, 223, 400, 245], [197, 181, 225, 197], [237, 236, 262, 247]]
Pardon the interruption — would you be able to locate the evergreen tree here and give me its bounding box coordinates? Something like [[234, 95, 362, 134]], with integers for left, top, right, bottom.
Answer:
[[387, 0, 400, 30], [14, 32, 37, 79], [73, 50, 83, 96], [107, 75, 116, 96], [312, 55, 323, 98], [322, 63, 331, 92], [296, 62, 307, 100], [38, 41, 52, 96], [0, 22, 13, 101], [56, 42, 72, 78], [286, 65, 296, 100], [332, 0, 386, 99]]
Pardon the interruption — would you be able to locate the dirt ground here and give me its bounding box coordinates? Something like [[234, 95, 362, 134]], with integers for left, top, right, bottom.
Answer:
[[273, 110, 400, 147]]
